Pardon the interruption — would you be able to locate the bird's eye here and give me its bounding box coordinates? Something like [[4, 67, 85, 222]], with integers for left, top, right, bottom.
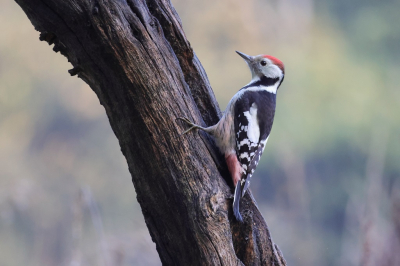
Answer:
[[260, 61, 267, 66]]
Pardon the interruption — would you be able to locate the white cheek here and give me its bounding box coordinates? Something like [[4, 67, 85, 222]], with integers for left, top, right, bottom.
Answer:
[[264, 65, 281, 78]]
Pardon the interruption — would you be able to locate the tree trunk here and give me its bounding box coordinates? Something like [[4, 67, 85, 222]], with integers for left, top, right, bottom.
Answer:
[[14, 0, 286, 265]]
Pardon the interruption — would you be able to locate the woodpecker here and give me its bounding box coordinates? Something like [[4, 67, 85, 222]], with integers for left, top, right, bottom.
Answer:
[[178, 51, 285, 221]]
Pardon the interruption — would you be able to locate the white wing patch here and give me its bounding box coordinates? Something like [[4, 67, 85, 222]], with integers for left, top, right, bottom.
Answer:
[[242, 103, 259, 143], [239, 152, 249, 159]]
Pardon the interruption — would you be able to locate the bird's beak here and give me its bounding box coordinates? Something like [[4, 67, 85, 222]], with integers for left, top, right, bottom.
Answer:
[[236, 51, 253, 63]]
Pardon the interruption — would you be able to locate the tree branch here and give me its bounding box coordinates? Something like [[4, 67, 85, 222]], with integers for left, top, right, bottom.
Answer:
[[14, 0, 286, 265]]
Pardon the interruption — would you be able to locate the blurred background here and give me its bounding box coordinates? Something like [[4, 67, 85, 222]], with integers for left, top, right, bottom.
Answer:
[[1, 0, 399, 265]]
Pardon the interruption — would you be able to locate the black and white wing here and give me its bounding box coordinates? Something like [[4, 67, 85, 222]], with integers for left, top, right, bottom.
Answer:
[[234, 90, 276, 195], [232, 90, 276, 221]]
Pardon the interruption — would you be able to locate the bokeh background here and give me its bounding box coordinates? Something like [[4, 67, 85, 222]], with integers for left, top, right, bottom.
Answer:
[[1, 0, 399, 265]]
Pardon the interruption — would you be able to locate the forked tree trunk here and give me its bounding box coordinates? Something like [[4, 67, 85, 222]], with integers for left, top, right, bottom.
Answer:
[[14, 0, 286, 265]]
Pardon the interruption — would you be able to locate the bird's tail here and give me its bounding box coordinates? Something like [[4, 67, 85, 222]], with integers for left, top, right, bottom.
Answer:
[[233, 183, 243, 222]]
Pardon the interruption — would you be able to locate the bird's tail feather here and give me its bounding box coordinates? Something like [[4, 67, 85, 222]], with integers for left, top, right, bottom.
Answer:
[[242, 177, 251, 197], [233, 184, 243, 222]]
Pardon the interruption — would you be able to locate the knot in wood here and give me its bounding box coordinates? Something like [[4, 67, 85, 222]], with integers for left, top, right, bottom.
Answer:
[[208, 191, 223, 213], [39, 32, 56, 45], [68, 66, 82, 76]]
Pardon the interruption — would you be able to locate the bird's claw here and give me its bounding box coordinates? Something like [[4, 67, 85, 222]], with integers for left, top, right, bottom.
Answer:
[[176, 116, 197, 136], [176, 117, 194, 125], [180, 126, 197, 136]]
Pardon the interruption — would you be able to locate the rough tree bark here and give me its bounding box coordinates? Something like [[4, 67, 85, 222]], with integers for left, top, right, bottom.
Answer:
[[14, 0, 286, 265]]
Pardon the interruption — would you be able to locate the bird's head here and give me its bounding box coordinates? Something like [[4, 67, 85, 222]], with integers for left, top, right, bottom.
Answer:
[[236, 51, 285, 89]]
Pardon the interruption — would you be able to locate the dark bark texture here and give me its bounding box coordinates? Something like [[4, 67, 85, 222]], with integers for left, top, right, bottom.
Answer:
[[14, 0, 286, 265]]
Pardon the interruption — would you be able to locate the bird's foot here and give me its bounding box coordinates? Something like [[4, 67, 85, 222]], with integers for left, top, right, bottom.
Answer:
[[176, 117, 201, 136]]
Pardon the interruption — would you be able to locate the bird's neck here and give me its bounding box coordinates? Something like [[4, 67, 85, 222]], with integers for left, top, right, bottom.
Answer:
[[242, 75, 280, 94]]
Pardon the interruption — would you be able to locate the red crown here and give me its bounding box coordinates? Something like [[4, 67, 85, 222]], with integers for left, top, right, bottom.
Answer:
[[264, 55, 284, 73]]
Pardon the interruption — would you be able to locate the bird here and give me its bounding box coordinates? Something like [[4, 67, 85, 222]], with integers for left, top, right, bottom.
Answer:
[[177, 51, 285, 221]]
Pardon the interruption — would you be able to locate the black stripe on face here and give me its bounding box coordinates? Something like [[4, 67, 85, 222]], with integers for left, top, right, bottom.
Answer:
[[277, 75, 284, 89], [242, 76, 279, 90]]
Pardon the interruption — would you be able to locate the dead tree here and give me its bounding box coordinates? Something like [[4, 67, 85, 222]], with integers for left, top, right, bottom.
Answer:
[[14, 0, 286, 265]]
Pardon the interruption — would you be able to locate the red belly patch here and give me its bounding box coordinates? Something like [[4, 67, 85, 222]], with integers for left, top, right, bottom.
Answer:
[[225, 153, 242, 186]]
